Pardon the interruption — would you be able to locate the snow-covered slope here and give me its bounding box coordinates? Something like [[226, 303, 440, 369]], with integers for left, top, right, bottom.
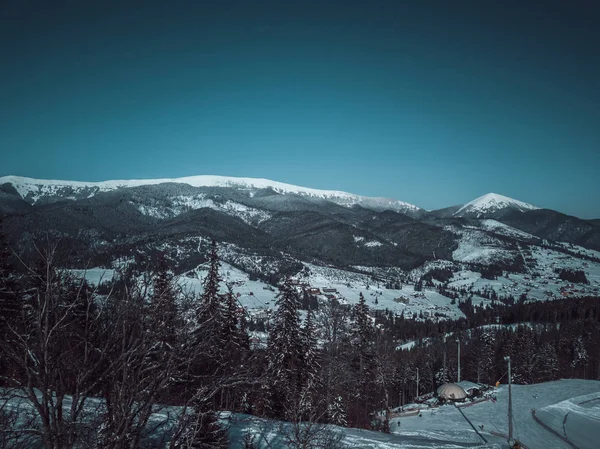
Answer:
[[0, 175, 421, 214], [450, 226, 517, 265], [478, 219, 537, 240], [535, 392, 600, 449], [454, 193, 539, 218], [392, 379, 600, 449]]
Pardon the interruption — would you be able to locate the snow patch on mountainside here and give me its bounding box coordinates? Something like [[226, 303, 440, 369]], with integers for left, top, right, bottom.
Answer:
[[171, 195, 217, 211], [303, 263, 464, 318], [454, 193, 539, 217], [136, 203, 175, 219], [133, 195, 271, 225], [0, 175, 420, 213], [452, 228, 516, 264], [354, 236, 384, 247], [477, 219, 537, 240]]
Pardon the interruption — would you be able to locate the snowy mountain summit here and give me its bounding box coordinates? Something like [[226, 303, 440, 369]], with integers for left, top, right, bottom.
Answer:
[[454, 192, 539, 218]]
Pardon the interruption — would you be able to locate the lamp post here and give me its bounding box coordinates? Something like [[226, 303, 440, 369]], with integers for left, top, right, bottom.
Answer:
[[504, 356, 513, 445], [456, 338, 461, 383]]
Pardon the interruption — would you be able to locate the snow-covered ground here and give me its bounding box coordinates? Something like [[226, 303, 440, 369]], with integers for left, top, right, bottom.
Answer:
[[3, 377, 598, 448], [478, 219, 537, 240], [445, 243, 600, 304], [451, 227, 516, 265], [227, 380, 600, 448], [228, 413, 502, 448], [535, 392, 600, 449], [70, 267, 116, 286], [300, 263, 464, 319], [181, 262, 279, 311], [390, 379, 600, 449], [72, 261, 465, 321]]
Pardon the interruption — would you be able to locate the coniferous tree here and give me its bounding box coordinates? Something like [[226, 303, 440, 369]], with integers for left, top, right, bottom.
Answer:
[[353, 293, 372, 351], [190, 240, 226, 382], [300, 308, 322, 418], [435, 366, 450, 386], [263, 277, 304, 418], [198, 240, 223, 326], [327, 395, 348, 427], [221, 288, 250, 360], [318, 298, 351, 426], [538, 342, 560, 381], [149, 252, 180, 350], [302, 309, 320, 389], [217, 288, 251, 410], [172, 397, 228, 449], [465, 329, 494, 384], [414, 279, 423, 292], [348, 293, 377, 428]]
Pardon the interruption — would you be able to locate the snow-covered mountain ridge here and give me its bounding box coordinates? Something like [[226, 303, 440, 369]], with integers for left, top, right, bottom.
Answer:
[[0, 175, 546, 218], [0, 174, 421, 214]]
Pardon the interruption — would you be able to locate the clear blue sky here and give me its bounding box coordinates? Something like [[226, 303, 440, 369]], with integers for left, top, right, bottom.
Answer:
[[1, 0, 599, 217]]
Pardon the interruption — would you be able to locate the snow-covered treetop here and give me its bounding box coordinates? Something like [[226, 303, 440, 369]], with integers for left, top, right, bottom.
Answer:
[[454, 193, 539, 217]]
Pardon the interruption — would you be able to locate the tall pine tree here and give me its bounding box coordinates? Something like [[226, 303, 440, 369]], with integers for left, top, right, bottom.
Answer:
[[149, 252, 180, 350], [191, 240, 225, 364], [348, 292, 377, 428], [263, 277, 304, 418], [300, 308, 322, 418]]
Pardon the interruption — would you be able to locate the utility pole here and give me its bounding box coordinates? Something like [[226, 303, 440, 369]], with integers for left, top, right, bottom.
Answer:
[[504, 356, 513, 445], [456, 338, 461, 383], [416, 368, 420, 399]]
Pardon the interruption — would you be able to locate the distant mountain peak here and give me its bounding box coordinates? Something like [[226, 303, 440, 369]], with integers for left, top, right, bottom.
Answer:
[[454, 192, 539, 217]]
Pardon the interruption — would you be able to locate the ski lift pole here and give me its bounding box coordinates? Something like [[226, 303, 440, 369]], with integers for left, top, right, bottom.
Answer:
[[504, 356, 513, 445], [416, 368, 419, 399]]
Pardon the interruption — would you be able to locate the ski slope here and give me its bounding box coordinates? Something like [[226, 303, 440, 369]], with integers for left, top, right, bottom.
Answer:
[[534, 392, 600, 449], [224, 380, 600, 448], [392, 380, 600, 449]]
